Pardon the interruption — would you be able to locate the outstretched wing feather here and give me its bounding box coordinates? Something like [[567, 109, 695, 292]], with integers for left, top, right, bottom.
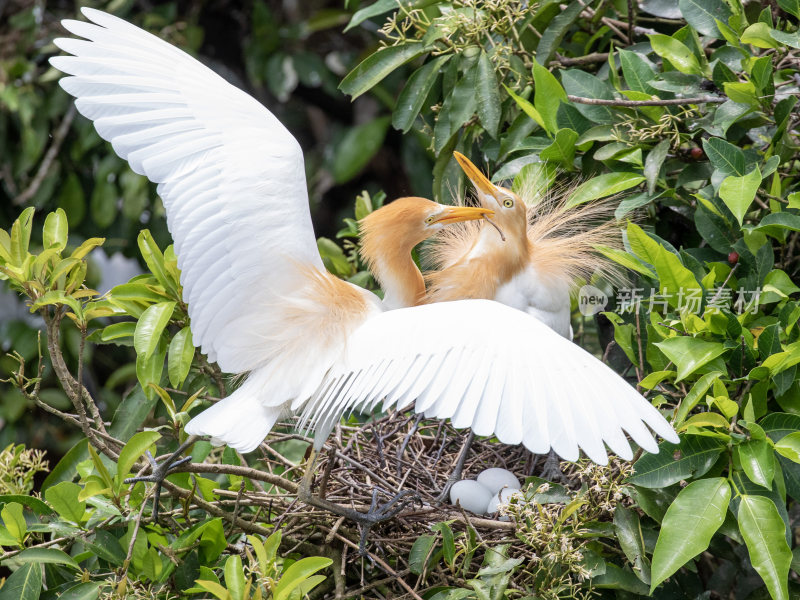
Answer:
[[51, 7, 322, 373], [309, 300, 678, 459]]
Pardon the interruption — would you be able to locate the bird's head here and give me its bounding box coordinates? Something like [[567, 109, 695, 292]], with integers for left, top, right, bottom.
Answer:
[[454, 152, 527, 241], [360, 196, 494, 252]]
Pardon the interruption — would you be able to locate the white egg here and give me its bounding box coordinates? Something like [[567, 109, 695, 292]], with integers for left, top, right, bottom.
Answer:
[[477, 468, 520, 495], [486, 487, 520, 520], [449, 479, 492, 515]]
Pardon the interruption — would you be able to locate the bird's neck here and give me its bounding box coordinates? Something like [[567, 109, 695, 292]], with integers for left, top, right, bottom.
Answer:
[[361, 236, 425, 309]]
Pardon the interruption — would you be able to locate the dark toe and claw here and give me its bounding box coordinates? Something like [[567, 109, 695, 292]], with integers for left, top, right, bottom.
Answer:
[[538, 450, 567, 483], [124, 436, 198, 520], [298, 456, 420, 555]]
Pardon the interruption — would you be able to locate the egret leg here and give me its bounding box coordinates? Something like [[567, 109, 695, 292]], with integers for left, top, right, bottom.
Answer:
[[396, 413, 425, 477], [297, 447, 419, 555], [435, 430, 475, 503], [539, 450, 566, 483], [124, 435, 198, 520]]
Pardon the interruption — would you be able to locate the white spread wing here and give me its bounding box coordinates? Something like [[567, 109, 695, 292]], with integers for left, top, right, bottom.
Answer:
[[50, 8, 322, 372], [303, 300, 678, 463]]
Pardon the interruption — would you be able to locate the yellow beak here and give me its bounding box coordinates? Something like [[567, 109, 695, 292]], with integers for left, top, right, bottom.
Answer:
[[432, 205, 494, 225], [454, 151, 497, 197]]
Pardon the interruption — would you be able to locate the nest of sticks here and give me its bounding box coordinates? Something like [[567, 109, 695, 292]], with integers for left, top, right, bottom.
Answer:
[[203, 409, 619, 595]]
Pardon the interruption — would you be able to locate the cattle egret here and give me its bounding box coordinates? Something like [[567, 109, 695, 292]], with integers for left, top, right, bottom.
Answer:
[[427, 152, 624, 339], [424, 153, 634, 481], [50, 10, 678, 519]]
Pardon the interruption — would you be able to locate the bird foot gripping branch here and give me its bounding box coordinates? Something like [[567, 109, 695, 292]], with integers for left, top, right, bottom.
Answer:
[[124, 437, 197, 520], [296, 450, 421, 555]]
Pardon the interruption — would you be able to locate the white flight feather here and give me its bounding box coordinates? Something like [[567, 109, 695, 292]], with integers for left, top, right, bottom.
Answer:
[[51, 8, 678, 460]]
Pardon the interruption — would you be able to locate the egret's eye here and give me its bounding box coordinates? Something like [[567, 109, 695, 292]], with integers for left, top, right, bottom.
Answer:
[[425, 215, 436, 224], [502, 198, 514, 208]]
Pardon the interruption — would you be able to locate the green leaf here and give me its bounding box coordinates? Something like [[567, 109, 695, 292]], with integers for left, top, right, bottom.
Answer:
[[115, 430, 161, 488], [475, 51, 501, 138], [566, 172, 644, 207], [678, 0, 732, 37], [648, 34, 703, 76], [778, 0, 800, 18], [618, 49, 658, 95], [614, 506, 651, 584], [769, 28, 800, 49], [652, 246, 701, 310], [44, 481, 86, 523], [15, 548, 80, 570], [738, 438, 775, 488], [753, 212, 800, 237], [100, 322, 137, 343], [539, 128, 578, 167], [110, 282, 171, 304], [393, 55, 449, 133], [224, 555, 246, 600], [41, 439, 89, 492], [10, 207, 35, 266], [1, 502, 26, 543], [434, 59, 479, 153], [655, 337, 726, 382], [702, 137, 746, 176], [504, 85, 546, 130], [737, 495, 792, 600], [650, 478, 730, 591], [133, 301, 175, 362], [110, 387, 157, 441], [561, 70, 616, 123], [57, 582, 101, 600], [194, 580, 232, 600], [84, 530, 125, 566], [43, 208, 69, 251], [594, 245, 655, 278], [644, 139, 669, 195], [137, 230, 176, 296], [626, 222, 662, 266], [741, 22, 779, 48], [533, 61, 567, 136], [70, 237, 105, 260], [723, 81, 760, 107], [674, 372, 724, 425], [332, 116, 391, 183], [317, 237, 352, 278], [345, 0, 436, 31], [0, 496, 51, 516], [273, 556, 333, 600], [0, 562, 42, 600], [340, 42, 429, 99], [630, 435, 726, 488], [535, 0, 584, 66], [719, 166, 762, 225], [432, 521, 456, 566], [409, 534, 436, 574], [168, 326, 195, 388], [775, 432, 800, 463]]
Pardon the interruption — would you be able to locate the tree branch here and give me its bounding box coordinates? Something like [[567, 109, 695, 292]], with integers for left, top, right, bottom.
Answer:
[[567, 95, 726, 106], [13, 105, 76, 206]]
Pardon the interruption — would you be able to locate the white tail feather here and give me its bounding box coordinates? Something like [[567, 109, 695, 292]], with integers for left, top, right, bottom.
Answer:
[[185, 375, 285, 453]]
